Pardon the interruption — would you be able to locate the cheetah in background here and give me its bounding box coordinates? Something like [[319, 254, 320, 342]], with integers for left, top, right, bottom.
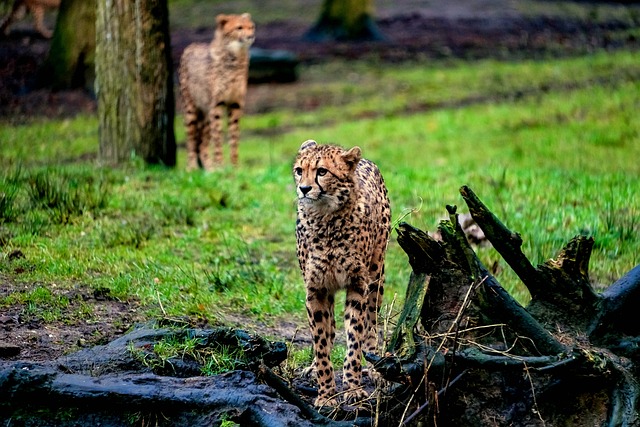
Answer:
[[179, 13, 255, 170], [293, 140, 391, 407], [0, 0, 60, 38]]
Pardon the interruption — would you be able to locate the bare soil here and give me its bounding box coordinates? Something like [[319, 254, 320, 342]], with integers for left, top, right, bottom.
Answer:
[[1, 1, 639, 364]]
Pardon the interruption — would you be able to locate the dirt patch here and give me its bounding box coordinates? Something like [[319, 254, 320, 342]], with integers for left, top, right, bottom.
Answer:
[[0, 274, 143, 361]]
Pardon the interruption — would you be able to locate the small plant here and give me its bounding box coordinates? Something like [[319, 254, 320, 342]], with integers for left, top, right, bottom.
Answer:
[[98, 217, 157, 248], [1, 286, 74, 323], [0, 167, 21, 223], [127, 332, 246, 376], [283, 343, 313, 375], [601, 204, 638, 243], [200, 344, 244, 376], [26, 169, 110, 224], [220, 416, 240, 427]]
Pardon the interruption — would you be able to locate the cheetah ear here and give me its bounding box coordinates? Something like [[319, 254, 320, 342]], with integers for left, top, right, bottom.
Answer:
[[216, 14, 229, 28], [241, 13, 252, 20], [342, 146, 361, 170], [299, 140, 317, 152]]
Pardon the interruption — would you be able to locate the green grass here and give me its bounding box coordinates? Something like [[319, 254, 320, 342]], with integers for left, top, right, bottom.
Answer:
[[128, 332, 246, 375], [1, 49, 638, 338]]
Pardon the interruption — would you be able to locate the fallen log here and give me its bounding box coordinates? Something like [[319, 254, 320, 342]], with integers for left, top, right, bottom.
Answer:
[[0, 324, 359, 427]]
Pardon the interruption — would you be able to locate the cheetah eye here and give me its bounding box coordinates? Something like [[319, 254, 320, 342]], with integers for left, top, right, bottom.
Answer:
[[294, 167, 303, 176], [317, 168, 328, 177], [237, 26, 243, 30]]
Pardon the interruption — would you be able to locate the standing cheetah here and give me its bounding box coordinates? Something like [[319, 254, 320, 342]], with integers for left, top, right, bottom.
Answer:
[[179, 13, 255, 170], [0, 0, 60, 38], [293, 140, 391, 407]]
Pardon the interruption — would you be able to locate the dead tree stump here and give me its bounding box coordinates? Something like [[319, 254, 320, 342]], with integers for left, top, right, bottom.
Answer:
[[370, 185, 640, 426]]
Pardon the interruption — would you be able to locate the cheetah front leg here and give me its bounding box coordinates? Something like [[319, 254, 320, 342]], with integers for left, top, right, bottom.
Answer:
[[207, 103, 225, 169], [31, 5, 52, 38], [306, 287, 338, 407], [228, 104, 242, 166], [343, 281, 369, 404]]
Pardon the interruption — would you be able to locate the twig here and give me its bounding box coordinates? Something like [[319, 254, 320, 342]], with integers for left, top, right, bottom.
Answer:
[[155, 289, 166, 317], [400, 371, 467, 426], [393, 198, 423, 229], [523, 362, 546, 426]]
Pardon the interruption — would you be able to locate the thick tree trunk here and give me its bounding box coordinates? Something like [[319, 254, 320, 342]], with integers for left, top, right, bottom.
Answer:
[[39, 0, 94, 90], [305, 0, 385, 41], [96, 0, 176, 166], [370, 185, 640, 426]]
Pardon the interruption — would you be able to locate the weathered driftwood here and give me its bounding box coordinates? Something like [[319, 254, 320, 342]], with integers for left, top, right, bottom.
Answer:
[[370, 185, 640, 426]]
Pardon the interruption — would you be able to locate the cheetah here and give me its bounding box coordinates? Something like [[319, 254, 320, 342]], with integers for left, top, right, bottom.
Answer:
[[178, 13, 255, 170], [293, 140, 391, 407], [0, 0, 60, 38]]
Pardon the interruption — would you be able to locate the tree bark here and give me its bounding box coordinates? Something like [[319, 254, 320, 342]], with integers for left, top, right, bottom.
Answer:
[[38, 0, 94, 90], [96, 0, 176, 166], [305, 0, 385, 41]]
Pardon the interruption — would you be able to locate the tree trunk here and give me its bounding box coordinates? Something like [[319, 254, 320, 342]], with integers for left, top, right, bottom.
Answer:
[[369, 185, 640, 426], [305, 0, 385, 41], [38, 0, 94, 90], [96, 0, 176, 167]]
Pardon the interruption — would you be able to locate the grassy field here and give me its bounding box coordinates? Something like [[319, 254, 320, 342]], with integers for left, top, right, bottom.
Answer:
[[1, 48, 639, 350]]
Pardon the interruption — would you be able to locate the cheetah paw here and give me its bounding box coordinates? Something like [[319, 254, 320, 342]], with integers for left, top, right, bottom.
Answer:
[[343, 387, 369, 404], [314, 395, 339, 408]]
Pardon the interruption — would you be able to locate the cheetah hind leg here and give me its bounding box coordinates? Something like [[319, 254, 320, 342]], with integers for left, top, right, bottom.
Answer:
[[361, 273, 385, 383], [184, 107, 203, 171]]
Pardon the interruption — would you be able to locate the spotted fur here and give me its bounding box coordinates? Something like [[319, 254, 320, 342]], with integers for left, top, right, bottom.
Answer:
[[178, 13, 255, 170], [0, 0, 60, 38], [293, 140, 391, 407]]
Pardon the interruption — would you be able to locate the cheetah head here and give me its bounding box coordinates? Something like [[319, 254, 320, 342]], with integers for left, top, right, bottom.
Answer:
[[215, 13, 255, 52], [293, 140, 362, 212]]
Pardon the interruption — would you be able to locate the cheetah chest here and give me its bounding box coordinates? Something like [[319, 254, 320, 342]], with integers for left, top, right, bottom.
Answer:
[[298, 210, 369, 292]]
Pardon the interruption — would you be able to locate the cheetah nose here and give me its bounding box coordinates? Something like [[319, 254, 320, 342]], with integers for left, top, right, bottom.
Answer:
[[299, 185, 312, 196]]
